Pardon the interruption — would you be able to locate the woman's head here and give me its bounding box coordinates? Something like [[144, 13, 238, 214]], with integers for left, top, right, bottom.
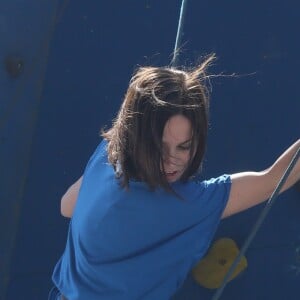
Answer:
[[102, 55, 215, 190]]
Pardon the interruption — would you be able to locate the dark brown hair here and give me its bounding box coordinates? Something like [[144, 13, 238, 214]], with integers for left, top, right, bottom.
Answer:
[[102, 55, 215, 191]]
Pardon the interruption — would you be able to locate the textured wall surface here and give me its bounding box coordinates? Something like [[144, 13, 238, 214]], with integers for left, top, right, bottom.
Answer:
[[1, 0, 299, 299]]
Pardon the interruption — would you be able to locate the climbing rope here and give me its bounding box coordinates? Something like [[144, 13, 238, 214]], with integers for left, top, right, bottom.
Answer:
[[212, 146, 300, 300], [171, 1, 300, 299], [171, 0, 188, 67]]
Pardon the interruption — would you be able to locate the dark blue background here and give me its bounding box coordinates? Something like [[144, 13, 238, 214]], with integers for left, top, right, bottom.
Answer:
[[1, 0, 299, 299]]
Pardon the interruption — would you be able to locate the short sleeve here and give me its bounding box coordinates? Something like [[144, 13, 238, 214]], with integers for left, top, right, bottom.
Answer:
[[83, 139, 107, 173], [200, 175, 232, 216], [171, 174, 232, 265], [191, 175, 232, 262]]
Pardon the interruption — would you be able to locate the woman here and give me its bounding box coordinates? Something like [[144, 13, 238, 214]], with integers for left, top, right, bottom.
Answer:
[[49, 55, 300, 299]]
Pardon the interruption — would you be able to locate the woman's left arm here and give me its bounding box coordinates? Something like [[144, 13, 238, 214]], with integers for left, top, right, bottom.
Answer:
[[61, 176, 83, 218], [222, 139, 300, 219]]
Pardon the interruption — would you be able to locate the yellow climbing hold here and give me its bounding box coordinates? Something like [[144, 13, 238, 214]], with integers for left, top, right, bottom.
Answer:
[[192, 238, 247, 289]]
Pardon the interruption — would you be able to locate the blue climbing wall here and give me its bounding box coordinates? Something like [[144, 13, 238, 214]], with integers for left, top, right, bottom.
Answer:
[[1, 0, 299, 299]]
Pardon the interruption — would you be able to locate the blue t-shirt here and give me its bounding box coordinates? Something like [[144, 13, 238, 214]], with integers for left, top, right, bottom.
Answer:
[[52, 140, 231, 300]]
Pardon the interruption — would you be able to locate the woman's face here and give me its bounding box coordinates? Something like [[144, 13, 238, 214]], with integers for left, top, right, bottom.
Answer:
[[161, 114, 193, 182]]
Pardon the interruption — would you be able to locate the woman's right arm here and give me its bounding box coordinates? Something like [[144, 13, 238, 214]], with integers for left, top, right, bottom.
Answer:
[[61, 176, 83, 218]]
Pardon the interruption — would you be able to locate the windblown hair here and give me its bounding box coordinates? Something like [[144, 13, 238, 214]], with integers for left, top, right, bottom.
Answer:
[[102, 55, 215, 191]]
